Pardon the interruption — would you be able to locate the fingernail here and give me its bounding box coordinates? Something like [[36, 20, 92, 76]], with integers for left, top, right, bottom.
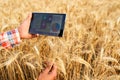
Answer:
[[36, 34, 39, 36]]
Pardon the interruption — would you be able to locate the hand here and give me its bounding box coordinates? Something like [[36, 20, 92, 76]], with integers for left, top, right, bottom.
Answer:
[[18, 13, 38, 39], [38, 62, 57, 80]]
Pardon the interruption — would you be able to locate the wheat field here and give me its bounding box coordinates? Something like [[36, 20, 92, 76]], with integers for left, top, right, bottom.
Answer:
[[0, 0, 120, 80]]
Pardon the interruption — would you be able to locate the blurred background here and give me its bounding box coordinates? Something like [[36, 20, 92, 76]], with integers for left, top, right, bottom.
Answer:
[[0, 0, 120, 80]]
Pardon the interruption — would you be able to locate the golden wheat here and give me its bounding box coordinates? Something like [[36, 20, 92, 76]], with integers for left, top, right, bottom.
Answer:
[[0, 0, 120, 80]]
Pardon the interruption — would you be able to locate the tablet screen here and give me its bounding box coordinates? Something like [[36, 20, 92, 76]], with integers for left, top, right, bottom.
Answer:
[[29, 13, 66, 37]]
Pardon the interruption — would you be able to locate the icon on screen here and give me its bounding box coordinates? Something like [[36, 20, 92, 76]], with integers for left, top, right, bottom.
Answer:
[[47, 16, 53, 23], [40, 21, 46, 29], [51, 23, 61, 33]]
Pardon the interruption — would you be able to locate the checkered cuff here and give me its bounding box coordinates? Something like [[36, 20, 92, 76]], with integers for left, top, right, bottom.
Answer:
[[0, 29, 21, 48]]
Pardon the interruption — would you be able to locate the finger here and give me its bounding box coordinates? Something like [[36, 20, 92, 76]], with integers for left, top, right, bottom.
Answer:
[[44, 62, 54, 74], [28, 12, 32, 20], [49, 64, 57, 79], [26, 13, 32, 22], [31, 34, 38, 38], [43, 61, 53, 67], [27, 34, 36, 39], [36, 34, 39, 37], [49, 64, 57, 75]]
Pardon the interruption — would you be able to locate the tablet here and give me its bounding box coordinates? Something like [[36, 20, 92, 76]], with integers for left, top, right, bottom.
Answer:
[[29, 12, 66, 37]]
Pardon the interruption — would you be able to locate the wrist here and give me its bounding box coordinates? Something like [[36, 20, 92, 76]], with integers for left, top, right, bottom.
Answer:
[[16, 28, 21, 40], [18, 26, 23, 39]]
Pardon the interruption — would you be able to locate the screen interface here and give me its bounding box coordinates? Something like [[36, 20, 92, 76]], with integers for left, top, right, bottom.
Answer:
[[29, 13, 66, 37]]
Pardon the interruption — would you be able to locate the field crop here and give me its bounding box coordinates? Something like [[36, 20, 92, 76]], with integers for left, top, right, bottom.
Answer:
[[0, 0, 120, 80]]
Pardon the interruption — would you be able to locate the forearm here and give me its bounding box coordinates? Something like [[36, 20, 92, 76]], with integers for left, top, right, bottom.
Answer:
[[0, 13, 37, 49], [0, 28, 21, 48]]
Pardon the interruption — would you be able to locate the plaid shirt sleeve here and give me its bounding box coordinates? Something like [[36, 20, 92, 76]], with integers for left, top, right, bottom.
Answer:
[[0, 28, 21, 48]]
